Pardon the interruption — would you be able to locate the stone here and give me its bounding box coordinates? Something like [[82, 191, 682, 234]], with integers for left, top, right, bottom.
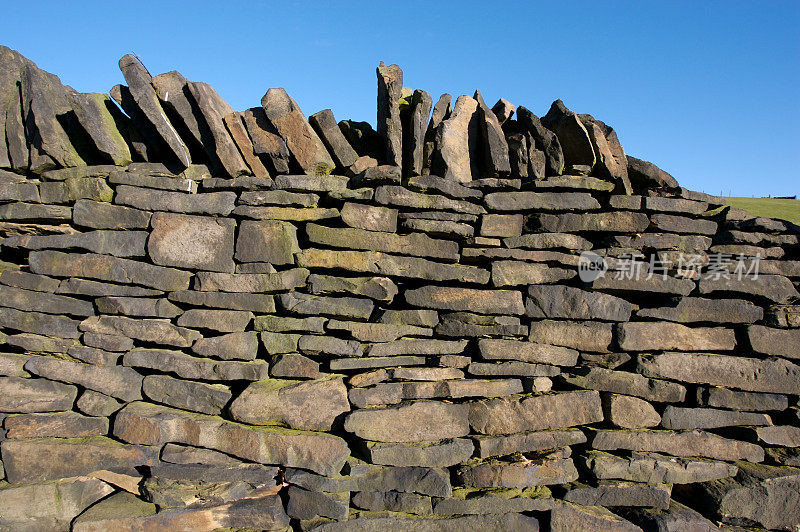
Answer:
[[747, 325, 800, 358], [660, 406, 771, 430], [405, 285, 524, 315], [341, 203, 398, 232], [306, 223, 458, 260], [186, 82, 252, 177], [0, 352, 30, 377], [529, 320, 613, 352], [4, 411, 108, 438], [239, 189, 318, 207], [431, 95, 479, 182], [254, 314, 326, 333], [526, 285, 632, 321], [192, 331, 259, 361], [541, 100, 595, 169], [310, 108, 358, 168], [344, 400, 470, 443], [29, 250, 191, 291], [262, 88, 334, 174], [271, 353, 321, 379], [0, 306, 80, 338], [72, 199, 151, 229], [40, 177, 114, 203], [114, 401, 349, 476], [517, 106, 565, 176], [644, 196, 708, 214], [698, 386, 788, 412], [141, 374, 230, 415], [504, 232, 592, 250], [148, 212, 235, 272], [24, 355, 142, 401], [0, 476, 115, 530], [169, 290, 275, 312], [591, 429, 764, 462], [480, 214, 522, 238], [115, 185, 236, 216], [74, 493, 288, 531], [3, 229, 148, 258], [352, 490, 431, 515], [0, 284, 94, 317], [484, 190, 600, 211], [626, 156, 679, 189], [176, 309, 253, 332], [76, 389, 123, 417], [151, 70, 205, 156], [469, 390, 602, 435], [0, 202, 72, 222], [68, 92, 132, 166], [380, 309, 440, 327], [280, 292, 374, 320], [699, 273, 799, 303], [637, 352, 800, 394], [473, 89, 510, 176], [287, 486, 349, 521], [754, 425, 800, 447], [468, 361, 559, 378], [551, 502, 641, 532], [458, 456, 578, 488], [195, 268, 309, 293], [0, 376, 77, 412], [376, 62, 403, 167], [80, 315, 200, 347], [361, 439, 474, 468], [229, 375, 349, 431], [618, 322, 736, 352], [0, 270, 60, 292], [328, 320, 431, 343], [623, 500, 722, 532], [118, 54, 190, 167], [689, 462, 800, 530], [1, 435, 156, 484], [241, 106, 292, 174], [591, 273, 695, 296], [637, 297, 763, 323], [309, 274, 398, 303], [374, 185, 484, 214], [491, 261, 575, 286], [123, 348, 268, 381], [650, 213, 717, 235], [95, 296, 181, 318], [472, 429, 586, 460], [475, 339, 576, 366], [584, 450, 738, 484], [564, 481, 671, 509], [535, 211, 651, 232], [578, 114, 632, 193], [604, 394, 661, 429], [404, 89, 433, 176]]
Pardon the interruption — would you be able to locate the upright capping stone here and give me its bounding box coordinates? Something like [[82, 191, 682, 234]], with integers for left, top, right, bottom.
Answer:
[[473, 89, 510, 177], [261, 88, 334, 175], [404, 89, 432, 177], [516, 105, 564, 176], [540, 99, 595, 170], [432, 95, 480, 182], [309, 108, 358, 169], [117, 54, 190, 168], [376, 62, 403, 167], [423, 93, 451, 172]]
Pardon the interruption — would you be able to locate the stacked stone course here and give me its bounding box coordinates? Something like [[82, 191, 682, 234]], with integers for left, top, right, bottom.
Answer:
[[0, 46, 798, 530]]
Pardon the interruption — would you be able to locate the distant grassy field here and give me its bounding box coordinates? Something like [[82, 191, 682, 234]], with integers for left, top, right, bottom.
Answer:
[[722, 197, 800, 225]]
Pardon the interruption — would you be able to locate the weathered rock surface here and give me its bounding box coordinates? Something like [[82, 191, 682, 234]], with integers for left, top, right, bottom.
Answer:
[[469, 391, 603, 435], [344, 401, 470, 443]]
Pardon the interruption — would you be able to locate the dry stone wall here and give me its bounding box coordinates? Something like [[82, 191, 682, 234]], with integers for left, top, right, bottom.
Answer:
[[0, 46, 799, 531]]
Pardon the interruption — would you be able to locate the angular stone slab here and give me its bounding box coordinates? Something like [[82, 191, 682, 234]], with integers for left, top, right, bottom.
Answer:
[[118, 54, 190, 167], [747, 324, 800, 359], [484, 191, 600, 211], [148, 212, 235, 272], [0, 306, 80, 338], [229, 375, 350, 431], [310, 108, 358, 168], [123, 348, 268, 381], [142, 374, 231, 416], [405, 285, 523, 315], [4, 411, 108, 439], [472, 429, 587, 459], [191, 331, 259, 361], [404, 89, 433, 176], [235, 219, 298, 266], [637, 297, 763, 324], [491, 261, 574, 286], [563, 480, 670, 509], [374, 185, 485, 215], [306, 223, 459, 261], [261, 88, 334, 174], [604, 394, 661, 429], [517, 105, 564, 176], [361, 438, 474, 468], [114, 401, 349, 476], [660, 406, 771, 430], [637, 352, 800, 394], [195, 268, 308, 293], [469, 390, 602, 435], [0, 284, 94, 317], [478, 338, 578, 366], [527, 285, 632, 321], [458, 457, 578, 488], [541, 99, 595, 169], [80, 315, 200, 347], [583, 450, 738, 484], [1, 435, 157, 484], [698, 386, 788, 412], [297, 249, 490, 284], [29, 250, 191, 291], [72, 199, 152, 229], [550, 502, 640, 532], [626, 156, 679, 189], [375, 62, 403, 166], [591, 429, 764, 462], [537, 211, 651, 233], [68, 92, 132, 166], [474, 89, 510, 176], [617, 322, 736, 351], [344, 400, 470, 443], [115, 185, 236, 216], [241, 107, 292, 173], [529, 320, 613, 352], [176, 309, 253, 332], [0, 376, 77, 413], [24, 355, 142, 401]]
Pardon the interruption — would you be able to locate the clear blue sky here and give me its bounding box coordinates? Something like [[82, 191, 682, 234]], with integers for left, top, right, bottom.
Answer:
[[3, 1, 798, 197]]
